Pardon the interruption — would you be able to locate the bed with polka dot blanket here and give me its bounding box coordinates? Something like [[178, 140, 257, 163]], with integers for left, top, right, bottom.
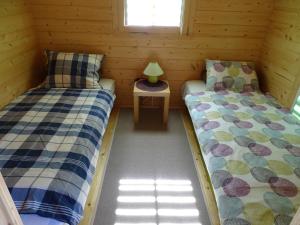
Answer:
[[185, 90, 300, 225]]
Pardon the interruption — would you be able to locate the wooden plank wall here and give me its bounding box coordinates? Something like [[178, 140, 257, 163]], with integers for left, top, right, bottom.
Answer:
[[259, 0, 300, 108], [25, 0, 274, 108], [0, 0, 42, 109]]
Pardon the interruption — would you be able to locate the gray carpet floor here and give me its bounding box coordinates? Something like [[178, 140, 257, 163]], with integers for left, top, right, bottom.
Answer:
[[94, 109, 211, 225]]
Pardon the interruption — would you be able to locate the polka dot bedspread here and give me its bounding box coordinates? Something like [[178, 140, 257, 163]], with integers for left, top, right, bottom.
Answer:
[[185, 90, 300, 225]]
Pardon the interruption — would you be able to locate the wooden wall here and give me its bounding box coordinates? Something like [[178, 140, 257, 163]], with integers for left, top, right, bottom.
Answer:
[[25, 0, 274, 108], [259, 0, 300, 108], [0, 0, 42, 109]]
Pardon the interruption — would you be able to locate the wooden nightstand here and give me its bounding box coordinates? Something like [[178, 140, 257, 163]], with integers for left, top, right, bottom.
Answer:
[[133, 80, 170, 125]]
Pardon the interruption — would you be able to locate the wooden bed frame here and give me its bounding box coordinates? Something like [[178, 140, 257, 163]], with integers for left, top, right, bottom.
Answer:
[[181, 109, 221, 225], [291, 209, 300, 225], [0, 174, 24, 225], [0, 108, 120, 225], [79, 108, 119, 225]]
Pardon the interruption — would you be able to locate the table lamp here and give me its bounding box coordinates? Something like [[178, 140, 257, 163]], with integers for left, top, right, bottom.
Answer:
[[143, 62, 164, 84]]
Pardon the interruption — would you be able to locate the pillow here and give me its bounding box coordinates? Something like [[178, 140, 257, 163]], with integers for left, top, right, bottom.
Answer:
[[44, 51, 104, 89], [205, 59, 259, 92]]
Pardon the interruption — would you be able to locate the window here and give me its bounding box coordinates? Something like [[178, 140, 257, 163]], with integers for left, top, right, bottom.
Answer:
[[114, 0, 191, 34], [124, 0, 183, 27], [292, 91, 300, 120]]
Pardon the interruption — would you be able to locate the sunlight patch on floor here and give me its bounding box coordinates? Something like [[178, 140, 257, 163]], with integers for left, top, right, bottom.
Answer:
[[114, 179, 202, 225]]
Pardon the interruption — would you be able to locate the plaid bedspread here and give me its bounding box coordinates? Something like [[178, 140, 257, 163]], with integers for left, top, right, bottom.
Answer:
[[0, 88, 115, 225]]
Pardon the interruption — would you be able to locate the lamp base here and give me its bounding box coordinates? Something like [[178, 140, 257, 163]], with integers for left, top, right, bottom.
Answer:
[[147, 76, 159, 84]]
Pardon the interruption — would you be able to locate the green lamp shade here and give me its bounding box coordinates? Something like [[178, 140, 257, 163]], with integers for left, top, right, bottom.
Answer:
[[143, 62, 164, 83]]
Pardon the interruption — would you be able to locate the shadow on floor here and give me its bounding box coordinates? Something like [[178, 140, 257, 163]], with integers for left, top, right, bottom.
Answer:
[[134, 108, 168, 131]]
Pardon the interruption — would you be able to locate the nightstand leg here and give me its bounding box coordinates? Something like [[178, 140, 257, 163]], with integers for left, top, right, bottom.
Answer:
[[163, 95, 170, 125], [134, 95, 139, 123]]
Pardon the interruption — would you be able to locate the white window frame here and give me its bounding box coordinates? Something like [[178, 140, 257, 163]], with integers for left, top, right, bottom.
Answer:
[[292, 87, 300, 119], [113, 0, 193, 35]]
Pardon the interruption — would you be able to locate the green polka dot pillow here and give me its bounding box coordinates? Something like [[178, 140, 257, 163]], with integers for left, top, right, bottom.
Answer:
[[205, 59, 260, 93]]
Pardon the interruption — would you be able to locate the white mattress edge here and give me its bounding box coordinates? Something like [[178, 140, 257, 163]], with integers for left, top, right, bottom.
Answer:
[[182, 80, 206, 98]]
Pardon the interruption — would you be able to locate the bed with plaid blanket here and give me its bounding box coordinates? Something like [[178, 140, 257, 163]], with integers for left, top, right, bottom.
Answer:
[[0, 88, 115, 225]]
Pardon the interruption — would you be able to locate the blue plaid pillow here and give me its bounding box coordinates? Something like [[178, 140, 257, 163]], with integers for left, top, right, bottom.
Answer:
[[45, 51, 104, 89]]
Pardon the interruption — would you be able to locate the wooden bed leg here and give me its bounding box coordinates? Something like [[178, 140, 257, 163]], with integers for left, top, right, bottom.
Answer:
[[0, 173, 24, 225]]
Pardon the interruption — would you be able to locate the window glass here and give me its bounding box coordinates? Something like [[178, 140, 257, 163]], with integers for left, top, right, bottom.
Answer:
[[292, 94, 300, 120], [126, 0, 183, 27]]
